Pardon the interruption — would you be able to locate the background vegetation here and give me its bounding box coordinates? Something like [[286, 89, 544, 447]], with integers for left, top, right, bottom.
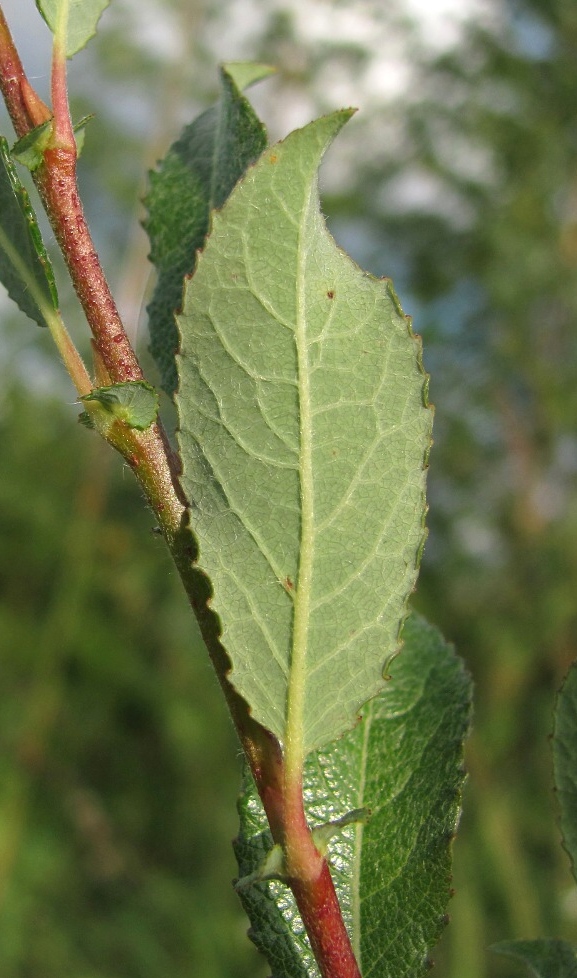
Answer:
[[1, 0, 576, 976]]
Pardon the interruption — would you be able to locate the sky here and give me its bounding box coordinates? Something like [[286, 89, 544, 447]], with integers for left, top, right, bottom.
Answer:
[[0, 0, 494, 108], [0, 0, 496, 384], [0, 0, 497, 225]]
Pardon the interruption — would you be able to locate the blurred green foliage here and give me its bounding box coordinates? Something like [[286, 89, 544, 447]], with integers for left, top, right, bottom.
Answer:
[[394, 6, 577, 974], [0, 383, 264, 977], [1, 0, 577, 976]]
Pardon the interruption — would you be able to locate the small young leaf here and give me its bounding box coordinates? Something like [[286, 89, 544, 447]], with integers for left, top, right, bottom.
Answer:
[[144, 64, 269, 398], [11, 116, 91, 170], [235, 615, 472, 978], [12, 121, 53, 171], [35, 0, 110, 58], [492, 939, 577, 978], [0, 137, 58, 326], [81, 381, 159, 430], [553, 660, 577, 884], [177, 112, 432, 757]]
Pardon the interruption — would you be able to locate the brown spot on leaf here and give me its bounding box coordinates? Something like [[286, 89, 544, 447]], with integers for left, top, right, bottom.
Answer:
[[326, 290, 335, 299]]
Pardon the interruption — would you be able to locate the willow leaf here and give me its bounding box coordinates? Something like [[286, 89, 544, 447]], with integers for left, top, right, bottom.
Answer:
[[0, 137, 57, 326], [144, 64, 269, 398], [35, 0, 110, 57], [176, 111, 432, 756], [234, 614, 472, 978]]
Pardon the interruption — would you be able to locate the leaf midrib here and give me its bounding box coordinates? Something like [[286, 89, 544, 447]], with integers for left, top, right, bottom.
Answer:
[[54, 0, 70, 53], [351, 704, 371, 968], [284, 185, 315, 775]]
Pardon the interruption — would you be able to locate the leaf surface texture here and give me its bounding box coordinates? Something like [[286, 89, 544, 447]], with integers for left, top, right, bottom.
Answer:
[[144, 65, 269, 397], [35, 0, 110, 57], [177, 112, 432, 755], [234, 614, 472, 977]]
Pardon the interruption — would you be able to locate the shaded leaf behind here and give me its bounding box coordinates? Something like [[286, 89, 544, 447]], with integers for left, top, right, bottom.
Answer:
[[144, 64, 269, 398], [234, 614, 472, 978]]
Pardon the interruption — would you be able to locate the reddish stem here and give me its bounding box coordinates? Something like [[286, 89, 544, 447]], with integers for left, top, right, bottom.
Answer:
[[0, 7, 140, 385], [0, 11, 363, 977], [292, 864, 362, 978], [281, 774, 361, 978], [50, 35, 75, 151], [37, 149, 144, 384], [0, 7, 50, 133]]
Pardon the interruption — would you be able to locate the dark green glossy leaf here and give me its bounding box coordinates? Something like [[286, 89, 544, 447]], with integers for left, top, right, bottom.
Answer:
[[553, 660, 577, 885], [492, 939, 577, 978], [234, 614, 472, 978], [0, 137, 57, 326], [144, 63, 270, 398]]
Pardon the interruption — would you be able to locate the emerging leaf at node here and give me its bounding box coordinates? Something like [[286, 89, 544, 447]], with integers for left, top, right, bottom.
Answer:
[[311, 808, 370, 857], [235, 843, 286, 891], [12, 116, 91, 171], [12, 121, 53, 171], [80, 381, 159, 431]]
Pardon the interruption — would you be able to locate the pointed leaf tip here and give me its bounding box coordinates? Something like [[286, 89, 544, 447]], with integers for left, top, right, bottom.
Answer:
[[222, 62, 276, 91]]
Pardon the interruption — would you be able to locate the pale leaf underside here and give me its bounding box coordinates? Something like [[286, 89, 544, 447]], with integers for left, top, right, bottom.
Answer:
[[177, 111, 432, 756], [35, 0, 110, 57]]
